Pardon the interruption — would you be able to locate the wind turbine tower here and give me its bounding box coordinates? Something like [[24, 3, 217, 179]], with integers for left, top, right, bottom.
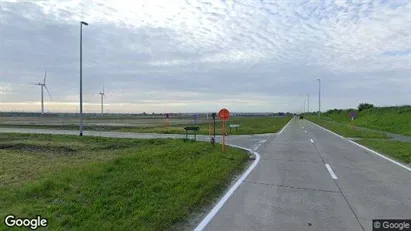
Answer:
[[99, 85, 105, 114], [32, 70, 51, 114]]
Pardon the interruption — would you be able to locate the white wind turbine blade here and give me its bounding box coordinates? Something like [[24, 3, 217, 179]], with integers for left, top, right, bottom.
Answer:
[[44, 85, 52, 100], [43, 70, 47, 84]]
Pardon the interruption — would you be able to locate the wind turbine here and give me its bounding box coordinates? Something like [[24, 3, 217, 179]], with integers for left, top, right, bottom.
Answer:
[[32, 70, 51, 114], [99, 85, 105, 114]]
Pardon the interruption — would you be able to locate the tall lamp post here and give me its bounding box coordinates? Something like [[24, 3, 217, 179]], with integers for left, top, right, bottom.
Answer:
[[79, 21, 88, 136], [307, 94, 310, 114], [316, 78, 321, 118], [303, 100, 306, 114]]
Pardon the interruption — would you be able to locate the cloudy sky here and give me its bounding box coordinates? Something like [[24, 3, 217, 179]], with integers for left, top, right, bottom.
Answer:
[[0, 0, 410, 113]]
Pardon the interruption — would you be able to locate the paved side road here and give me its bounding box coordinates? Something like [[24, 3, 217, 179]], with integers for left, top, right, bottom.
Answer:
[[0, 127, 273, 153], [199, 117, 411, 231]]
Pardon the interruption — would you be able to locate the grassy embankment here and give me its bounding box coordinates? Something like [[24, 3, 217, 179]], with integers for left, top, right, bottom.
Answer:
[[307, 117, 388, 139], [0, 116, 292, 135], [355, 139, 411, 164], [313, 105, 411, 136], [0, 133, 249, 230], [306, 106, 411, 164]]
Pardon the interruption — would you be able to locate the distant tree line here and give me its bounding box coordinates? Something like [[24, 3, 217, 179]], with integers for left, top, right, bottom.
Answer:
[[324, 103, 375, 115], [357, 103, 374, 112]]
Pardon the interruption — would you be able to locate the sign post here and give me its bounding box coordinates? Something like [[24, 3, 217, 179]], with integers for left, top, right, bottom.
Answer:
[[211, 113, 216, 138], [350, 111, 356, 121], [218, 108, 230, 152], [210, 113, 217, 145], [194, 113, 198, 126], [208, 113, 212, 136], [191, 113, 198, 140], [165, 113, 170, 131]]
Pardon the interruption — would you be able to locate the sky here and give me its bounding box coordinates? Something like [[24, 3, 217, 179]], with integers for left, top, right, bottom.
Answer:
[[0, 0, 410, 113]]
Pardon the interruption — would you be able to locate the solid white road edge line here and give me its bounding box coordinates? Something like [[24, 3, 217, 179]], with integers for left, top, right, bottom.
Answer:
[[278, 117, 294, 135], [193, 145, 261, 231], [325, 164, 338, 179], [307, 120, 411, 172], [249, 139, 267, 153], [254, 139, 267, 151], [310, 139, 314, 143]]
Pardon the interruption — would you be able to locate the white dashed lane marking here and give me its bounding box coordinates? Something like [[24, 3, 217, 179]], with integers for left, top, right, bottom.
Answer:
[[325, 164, 338, 179]]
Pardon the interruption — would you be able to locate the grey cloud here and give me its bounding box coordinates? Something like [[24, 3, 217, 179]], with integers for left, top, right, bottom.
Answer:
[[0, 0, 410, 113]]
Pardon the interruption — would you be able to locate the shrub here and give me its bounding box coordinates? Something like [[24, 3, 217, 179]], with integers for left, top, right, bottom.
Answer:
[[358, 103, 374, 112]]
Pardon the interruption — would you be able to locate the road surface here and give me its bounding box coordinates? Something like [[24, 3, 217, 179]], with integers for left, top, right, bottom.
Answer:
[[200, 117, 411, 231]]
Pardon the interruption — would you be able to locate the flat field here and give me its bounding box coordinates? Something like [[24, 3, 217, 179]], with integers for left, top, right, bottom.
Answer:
[[0, 133, 249, 230], [0, 116, 292, 135]]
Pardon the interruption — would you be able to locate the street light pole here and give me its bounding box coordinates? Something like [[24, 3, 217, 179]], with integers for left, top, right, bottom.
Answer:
[[307, 94, 309, 114], [303, 100, 306, 114], [79, 21, 88, 136], [316, 78, 321, 118]]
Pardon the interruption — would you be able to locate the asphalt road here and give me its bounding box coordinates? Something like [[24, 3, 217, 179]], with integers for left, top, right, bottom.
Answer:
[[200, 117, 411, 231]]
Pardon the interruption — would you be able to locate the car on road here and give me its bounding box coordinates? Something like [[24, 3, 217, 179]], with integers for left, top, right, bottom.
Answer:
[[299, 115, 304, 119]]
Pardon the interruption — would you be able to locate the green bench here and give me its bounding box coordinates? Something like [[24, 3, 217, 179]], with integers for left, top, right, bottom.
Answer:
[[184, 126, 200, 140]]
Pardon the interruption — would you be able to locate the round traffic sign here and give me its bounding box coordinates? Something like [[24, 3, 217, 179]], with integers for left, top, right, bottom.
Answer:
[[350, 111, 356, 117], [218, 108, 230, 120]]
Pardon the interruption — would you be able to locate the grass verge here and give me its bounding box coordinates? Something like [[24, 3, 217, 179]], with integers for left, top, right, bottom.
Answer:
[[356, 139, 411, 164], [0, 133, 249, 230], [307, 117, 389, 139], [312, 106, 411, 137], [0, 116, 292, 135]]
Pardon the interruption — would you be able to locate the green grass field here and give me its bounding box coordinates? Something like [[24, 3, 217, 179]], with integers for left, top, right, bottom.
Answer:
[[356, 139, 411, 164], [0, 116, 292, 135], [307, 117, 389, 139], [0, 133, 249, 230], [312, 105, 411, 136]]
